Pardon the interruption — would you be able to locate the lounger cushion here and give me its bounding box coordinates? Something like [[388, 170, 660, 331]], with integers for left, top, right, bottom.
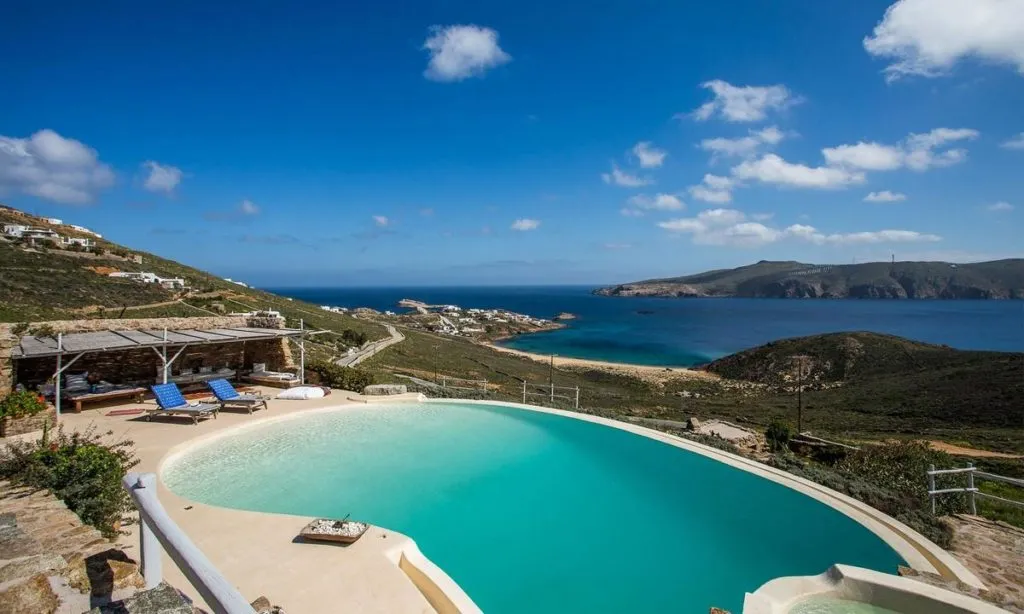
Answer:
[[276, 386, 326, 400]]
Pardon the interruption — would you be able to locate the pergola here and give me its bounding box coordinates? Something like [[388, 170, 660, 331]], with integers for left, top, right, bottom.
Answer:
[[10, 325, 309, 420]]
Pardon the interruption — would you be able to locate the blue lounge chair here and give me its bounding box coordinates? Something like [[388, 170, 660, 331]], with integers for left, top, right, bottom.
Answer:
[[206, 378, 269, 414], [148, 383, 218, 424]]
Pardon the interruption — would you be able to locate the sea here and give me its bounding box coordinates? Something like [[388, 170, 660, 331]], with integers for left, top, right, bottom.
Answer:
[[268, 286, 1024, 367]]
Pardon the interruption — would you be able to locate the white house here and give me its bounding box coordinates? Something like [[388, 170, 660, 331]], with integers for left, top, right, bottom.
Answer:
[[67, 224, 101, 238], [45, 217, 63, 225], [224, 278, 249, 288], [61, 236, 94, 248], [109, 271, 186, 290], [3, 224, 28, 237]]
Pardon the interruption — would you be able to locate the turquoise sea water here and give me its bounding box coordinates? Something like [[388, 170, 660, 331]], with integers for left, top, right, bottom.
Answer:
[[270, 286, 1024, 367], [163, 402, 904, 613]]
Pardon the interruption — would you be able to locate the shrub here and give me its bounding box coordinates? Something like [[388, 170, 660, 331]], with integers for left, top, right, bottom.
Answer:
[[0, 425, 138, 537], [305, 360, 375, 391], [765, 419, 792, 452], [0, 390, 48, 420]]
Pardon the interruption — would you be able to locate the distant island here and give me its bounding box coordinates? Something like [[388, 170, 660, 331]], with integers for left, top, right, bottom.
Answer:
[[594, 259, 1024, 300]]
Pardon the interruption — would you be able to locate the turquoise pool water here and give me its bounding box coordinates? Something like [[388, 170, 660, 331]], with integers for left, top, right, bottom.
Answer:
[[163, 402, 905, 613]]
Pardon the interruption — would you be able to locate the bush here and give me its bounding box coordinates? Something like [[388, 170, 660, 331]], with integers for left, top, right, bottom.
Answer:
[[0, 390, 48, 420], [765, 419, 792, 452], [0, 425, 138, 537], [767, 441, 960, 548], [305, 360, 375, 391]]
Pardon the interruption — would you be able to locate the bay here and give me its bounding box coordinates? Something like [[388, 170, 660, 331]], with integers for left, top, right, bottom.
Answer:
[[269, 286, 1023, 367]]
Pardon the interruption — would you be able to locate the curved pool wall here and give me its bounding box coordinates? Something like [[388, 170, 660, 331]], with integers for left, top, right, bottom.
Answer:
[[160, 400, 981, 614]]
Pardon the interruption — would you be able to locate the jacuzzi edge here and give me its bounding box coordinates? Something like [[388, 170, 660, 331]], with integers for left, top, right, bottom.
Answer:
[[429, 399, 986, 591]]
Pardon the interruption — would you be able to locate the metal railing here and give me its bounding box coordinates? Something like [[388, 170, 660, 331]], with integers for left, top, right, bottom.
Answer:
[[122, 472, 254, 613], [927, 463, 1024, 515], [522, 381, 580, 409], [438, 375, 488, 393]]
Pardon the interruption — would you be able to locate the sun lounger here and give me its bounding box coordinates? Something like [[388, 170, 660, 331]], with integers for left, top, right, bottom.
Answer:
[[206, 378, 269, 414], [148, 383, 218, 424], [242, 363, 300, 388]]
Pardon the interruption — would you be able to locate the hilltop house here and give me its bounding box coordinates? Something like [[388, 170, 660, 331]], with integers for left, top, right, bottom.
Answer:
[[61, 236, 95, 249], [3, 225, 61, 242], [108, 271, 186, 290], [44, 217, 63, 225], [67, 224, 101, 238]]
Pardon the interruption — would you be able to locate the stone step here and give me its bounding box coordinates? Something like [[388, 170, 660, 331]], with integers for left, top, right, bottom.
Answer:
[[88, 581, 195, 614]]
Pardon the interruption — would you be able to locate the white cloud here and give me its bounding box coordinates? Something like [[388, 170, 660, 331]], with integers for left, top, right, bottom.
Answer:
[[423, 25, 511, 82], [688, 174, 735, 203], [511, 218, 540, 231], [373, 215, 390, 227], [659, 208, 940, 248], [864, 0, 1024, 81], [751, 213, 774, 221], [690, 80, 799, 122], [864, 190, 907, 202], [620, 208, 645, 217], [823, 142, 905, 171], [142, 161, 182, 194], [239, 200, 260, 216], [732, 154, 865, 189], [822, 128, 977, 173], [987, 201, 1014, 212], [627, 193, 685, 211], [0, 129, 115, 205], [1001, 133, 1024, 149], [602, 164, 653, 187], [699, 125, 787, 162], [632, 142, 667, 168]]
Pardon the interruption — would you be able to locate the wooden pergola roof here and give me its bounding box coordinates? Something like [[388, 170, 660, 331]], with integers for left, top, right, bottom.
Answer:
[[11, 327, 302, 360]]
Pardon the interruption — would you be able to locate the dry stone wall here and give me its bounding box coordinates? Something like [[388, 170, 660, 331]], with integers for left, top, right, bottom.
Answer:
[[0, 316, 293, 401]]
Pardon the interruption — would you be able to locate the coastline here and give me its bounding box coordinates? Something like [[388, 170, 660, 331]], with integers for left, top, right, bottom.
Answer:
[[481, 341, 716, 384]]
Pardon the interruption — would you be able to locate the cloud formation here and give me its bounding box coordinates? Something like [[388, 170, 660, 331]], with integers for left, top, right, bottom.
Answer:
[[601, 164, 653, 187], [864, 0, 1024, 81], [511, 218, 540, 231], [987, 201, 1014, 212], [632, 142, 667, 168], [626, 193, 685, 211], [864, 190, 907, 202], [423, 25, 511, 82], [691, 80, 799, 122], [659, 208, 941, 248], [732, 154, 866, 189], [373, 215, 390, 227], [142, 161, 182, 194], [688, 174, 735, 204], [700, 126, 785, 161], [1002, 133, 1024, 150], [0, 129, 115, 204]]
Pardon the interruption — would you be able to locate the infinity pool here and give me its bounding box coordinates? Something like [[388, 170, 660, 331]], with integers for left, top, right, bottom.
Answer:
[[163, 402, 904, 613]]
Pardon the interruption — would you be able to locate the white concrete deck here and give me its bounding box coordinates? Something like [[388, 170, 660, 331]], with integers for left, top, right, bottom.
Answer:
[[57, 389, 443, 614]]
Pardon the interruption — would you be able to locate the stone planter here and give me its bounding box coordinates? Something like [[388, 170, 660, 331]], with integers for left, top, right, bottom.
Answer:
[[0, 406, 57, 437]]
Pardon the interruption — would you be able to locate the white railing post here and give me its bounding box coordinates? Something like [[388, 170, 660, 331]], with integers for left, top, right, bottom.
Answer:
[[574, 387, 580, 409], [550, 382, 554, 403], [122, 472, 254, 613], [522, 381, 526, 403], [928, 464, 936, 514], [966, 463, 977, 515], [133, 474, 164, 589]]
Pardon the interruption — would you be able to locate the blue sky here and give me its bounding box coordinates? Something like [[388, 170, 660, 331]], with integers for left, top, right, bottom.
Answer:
[[1, 0, 1022, 286]]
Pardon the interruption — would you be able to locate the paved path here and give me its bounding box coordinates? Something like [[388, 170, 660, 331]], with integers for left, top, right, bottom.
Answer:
[[336, 324, 404, 367]]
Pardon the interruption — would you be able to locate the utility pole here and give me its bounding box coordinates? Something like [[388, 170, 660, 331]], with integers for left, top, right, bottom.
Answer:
[[549, 354, 557, 401], [796, 356, 804, 434]]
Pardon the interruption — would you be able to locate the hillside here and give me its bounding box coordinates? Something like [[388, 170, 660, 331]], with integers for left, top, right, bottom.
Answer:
[[595, 259, 1024, 299], [705, 332, 1024, 431], [0, 205, 386, 354]]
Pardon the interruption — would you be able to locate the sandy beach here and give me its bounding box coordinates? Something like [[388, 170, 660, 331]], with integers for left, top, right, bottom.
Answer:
[[483, 342, 717, 384]]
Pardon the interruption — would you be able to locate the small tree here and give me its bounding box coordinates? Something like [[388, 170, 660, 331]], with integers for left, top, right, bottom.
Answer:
[[765, 419, 793, 452]]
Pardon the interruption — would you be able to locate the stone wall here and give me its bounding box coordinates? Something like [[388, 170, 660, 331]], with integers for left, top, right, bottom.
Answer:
[[0, 316, 293, 401], [0, 406, 57, 437], [14, 339, 290, 390]]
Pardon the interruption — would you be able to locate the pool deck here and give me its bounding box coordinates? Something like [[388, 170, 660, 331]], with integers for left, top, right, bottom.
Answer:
[[35, 392, 988, 613], [53, 389, 452, 614]]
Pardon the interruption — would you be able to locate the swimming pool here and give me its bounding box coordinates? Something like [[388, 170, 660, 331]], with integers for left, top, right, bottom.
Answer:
[[162, 401, 905, 613]]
